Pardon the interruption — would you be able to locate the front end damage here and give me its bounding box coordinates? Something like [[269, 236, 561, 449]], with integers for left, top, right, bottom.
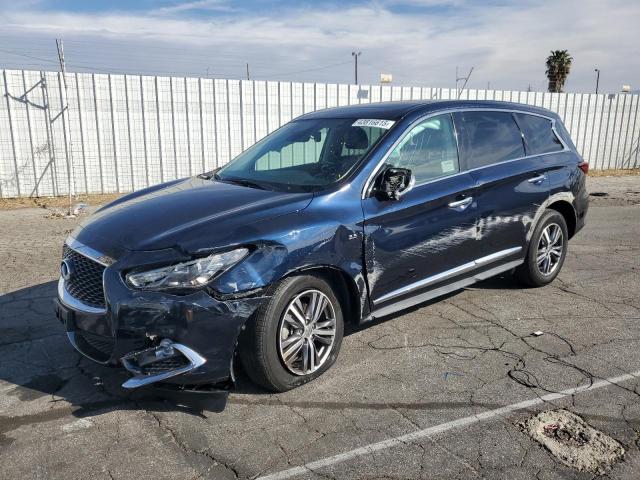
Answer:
[[120, 340, 207, 389], [55, 239, 269, 396]]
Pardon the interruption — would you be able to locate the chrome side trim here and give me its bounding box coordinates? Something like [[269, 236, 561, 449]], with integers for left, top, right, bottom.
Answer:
[[361, 107, 570, 199], [370, 259, 523, 319], [65, 236, 115, 267], [58, 277, 107, 314], [373, 246, 522, 305], [121, 342, 207, 389], [475, 246, 522, 265]]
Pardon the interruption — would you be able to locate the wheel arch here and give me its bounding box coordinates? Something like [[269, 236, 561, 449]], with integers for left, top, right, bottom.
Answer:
[[282, 265, 363, 325], [547, 200, 577, 238]]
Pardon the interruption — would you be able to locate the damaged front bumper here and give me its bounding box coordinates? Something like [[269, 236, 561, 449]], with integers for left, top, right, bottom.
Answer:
[[120, 339, 207, 388], [55, 272, 268, 390]]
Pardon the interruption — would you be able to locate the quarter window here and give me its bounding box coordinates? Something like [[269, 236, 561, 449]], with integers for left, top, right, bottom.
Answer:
[[454, 111, 525, 169], [385, 114, 459, 184], [514, 113, 564, 155]]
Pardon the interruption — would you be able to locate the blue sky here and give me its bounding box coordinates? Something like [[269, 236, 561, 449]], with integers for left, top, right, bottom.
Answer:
[[0, 0, 636, 93]]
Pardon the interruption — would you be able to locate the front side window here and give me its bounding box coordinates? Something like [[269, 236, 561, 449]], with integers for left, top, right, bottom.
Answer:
[[454, 111, 525, 169], [514, 113, 564, 155], [384, 114, 459, 184], [216, 118, 388, 192]]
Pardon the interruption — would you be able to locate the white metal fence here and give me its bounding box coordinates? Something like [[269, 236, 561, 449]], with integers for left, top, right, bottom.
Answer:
[[1, 68, 639, 198]]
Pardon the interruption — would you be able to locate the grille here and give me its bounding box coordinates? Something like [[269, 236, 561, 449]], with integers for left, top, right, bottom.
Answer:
[[76, 331, 115, 362], [140, 355, 191, 376], [63, 246, 106, 309]]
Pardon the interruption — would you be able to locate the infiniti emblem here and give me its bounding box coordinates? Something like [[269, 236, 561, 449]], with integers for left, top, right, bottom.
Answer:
[[60, 259, 74, 281]]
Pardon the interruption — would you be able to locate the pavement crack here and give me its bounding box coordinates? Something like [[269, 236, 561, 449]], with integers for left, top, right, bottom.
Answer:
[[147, 411, 240, 479]]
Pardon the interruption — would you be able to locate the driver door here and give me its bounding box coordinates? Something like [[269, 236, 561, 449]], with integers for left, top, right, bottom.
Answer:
[[362, 113, 479, 309]]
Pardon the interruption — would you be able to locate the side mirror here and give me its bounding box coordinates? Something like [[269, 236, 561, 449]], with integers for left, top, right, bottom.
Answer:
[[375, 167, 415, 200]]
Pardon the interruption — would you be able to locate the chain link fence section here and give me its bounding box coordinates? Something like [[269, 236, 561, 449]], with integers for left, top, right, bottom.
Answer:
[[1, 68, 639, 198]]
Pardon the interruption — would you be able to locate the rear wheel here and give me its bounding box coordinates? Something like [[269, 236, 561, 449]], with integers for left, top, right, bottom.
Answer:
[[239, 274, 344, 392], [516, 209, 568, 287]]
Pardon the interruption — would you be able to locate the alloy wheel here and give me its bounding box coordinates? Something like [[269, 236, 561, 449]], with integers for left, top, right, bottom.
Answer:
[[277, 289, 336, 376], [536, 223, 564, 275]]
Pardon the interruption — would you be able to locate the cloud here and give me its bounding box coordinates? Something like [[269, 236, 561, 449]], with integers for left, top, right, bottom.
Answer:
[[0, 0, 636, 93], [153, 0, 234, 14]]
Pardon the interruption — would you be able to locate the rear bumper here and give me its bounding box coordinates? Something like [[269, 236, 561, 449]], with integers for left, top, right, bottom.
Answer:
[[574, 175, 589, 235], [56, 277, 268, 387]]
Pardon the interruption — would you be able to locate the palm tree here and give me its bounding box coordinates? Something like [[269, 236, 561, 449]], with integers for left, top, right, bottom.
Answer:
[[546, 50, 573, 93]]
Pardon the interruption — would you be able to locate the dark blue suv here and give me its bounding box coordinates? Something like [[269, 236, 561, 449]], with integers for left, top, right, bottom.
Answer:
[[55, 100, 589, 393]]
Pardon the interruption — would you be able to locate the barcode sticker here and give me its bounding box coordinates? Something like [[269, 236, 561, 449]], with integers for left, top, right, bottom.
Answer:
[[352, 119, 396, 129], [441, 160, 456, 173]]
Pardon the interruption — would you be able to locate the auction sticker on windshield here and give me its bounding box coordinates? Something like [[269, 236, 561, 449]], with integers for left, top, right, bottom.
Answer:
[[352, 119, 396, 129]]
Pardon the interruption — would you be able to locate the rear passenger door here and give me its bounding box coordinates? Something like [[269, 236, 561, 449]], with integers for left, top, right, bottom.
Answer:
[[453, 110, 551, 262]]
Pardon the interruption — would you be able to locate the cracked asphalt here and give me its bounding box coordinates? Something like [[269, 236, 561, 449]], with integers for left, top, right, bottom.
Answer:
[[1, 175, 640, 480]]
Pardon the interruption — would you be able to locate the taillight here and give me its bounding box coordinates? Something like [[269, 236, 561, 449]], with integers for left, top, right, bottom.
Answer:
[[578, 161, 589, 174]]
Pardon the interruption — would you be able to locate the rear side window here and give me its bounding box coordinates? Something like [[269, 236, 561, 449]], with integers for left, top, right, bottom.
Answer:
[[514, 113, 564, 155], [454, 111, 525, 168]]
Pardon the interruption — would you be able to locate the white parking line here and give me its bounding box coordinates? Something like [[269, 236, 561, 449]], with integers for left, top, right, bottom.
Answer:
[[257, 370, 640, 480]]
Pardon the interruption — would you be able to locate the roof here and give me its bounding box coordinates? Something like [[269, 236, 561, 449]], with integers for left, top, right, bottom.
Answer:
[[297, 100, 557, 121]]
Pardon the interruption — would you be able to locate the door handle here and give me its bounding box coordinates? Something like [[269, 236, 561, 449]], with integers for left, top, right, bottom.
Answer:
[[528, 174, 547, 184], [448, 196, 473, 211]]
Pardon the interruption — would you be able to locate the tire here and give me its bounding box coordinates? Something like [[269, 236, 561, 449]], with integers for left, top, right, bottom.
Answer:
[[238, 274, 344, 392], [515, 209, 569, 287]]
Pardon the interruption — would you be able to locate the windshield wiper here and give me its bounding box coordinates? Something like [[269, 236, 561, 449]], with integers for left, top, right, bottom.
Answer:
[[215, 175, 266, 190]]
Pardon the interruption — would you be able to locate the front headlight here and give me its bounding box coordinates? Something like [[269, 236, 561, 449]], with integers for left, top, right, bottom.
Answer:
[[126, 248, 249, 290]]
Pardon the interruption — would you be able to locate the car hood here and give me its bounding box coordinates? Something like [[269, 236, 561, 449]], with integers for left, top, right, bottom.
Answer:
[[71, 177, 313, 254]]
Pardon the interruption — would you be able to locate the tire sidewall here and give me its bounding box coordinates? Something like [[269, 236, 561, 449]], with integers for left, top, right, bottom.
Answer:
[[262, 275, 344, 390], [527, 210, 569, 285]]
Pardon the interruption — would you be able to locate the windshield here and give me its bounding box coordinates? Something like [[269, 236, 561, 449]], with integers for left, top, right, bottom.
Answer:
[[215, 118, 391, 192]]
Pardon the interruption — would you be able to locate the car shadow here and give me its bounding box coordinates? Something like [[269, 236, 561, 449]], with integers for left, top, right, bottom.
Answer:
[[0, 281, 226, 419]]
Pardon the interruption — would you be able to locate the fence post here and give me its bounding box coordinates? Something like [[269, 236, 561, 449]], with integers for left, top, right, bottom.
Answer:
[[91, 73, 104, 193], [3, 70, 20, 197], [226, 79, 232, 162], [624, 96, 640, 168], [140, 75, 149, 187], [154, 76, 163, 183], [606, 95, 621, 169], [212, 79, 219, 168], [169, 76, 178, 178], [183, 77, 192, 176], [620, 95, 635, 168], [239, 79, 245, 152], [124, 75, 135, 191], [613, 94, 629, 170], [74, 72, 88, 194], [21, 70, 39, 197], [199, 77, 205, 169], [108, 74, 120, 192], [40, 71, 59, 196], [57, 71, 73, 201]]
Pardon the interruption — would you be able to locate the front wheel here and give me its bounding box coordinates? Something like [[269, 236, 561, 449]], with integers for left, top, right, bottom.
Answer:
[[238, 274, 344, 392], [516, 209, 569, 287]]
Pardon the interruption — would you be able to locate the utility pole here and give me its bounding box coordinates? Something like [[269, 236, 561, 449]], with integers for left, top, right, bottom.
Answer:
[[594, 68, 600, 94], [56, 38, 74, 216], [351, 51, 361, 84], [455, 66, 474, 98], [246, 63, 250, 81]]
